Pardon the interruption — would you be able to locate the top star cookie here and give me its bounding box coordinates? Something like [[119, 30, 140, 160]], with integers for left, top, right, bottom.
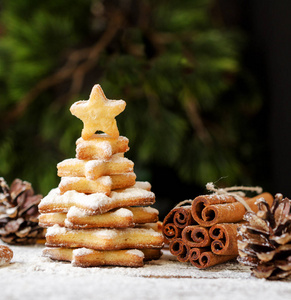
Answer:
[[70, 85, 126, 140]]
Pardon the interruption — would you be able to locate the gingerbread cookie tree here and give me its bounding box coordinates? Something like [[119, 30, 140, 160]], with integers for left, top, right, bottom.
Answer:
[[39, 84, 164, 267]]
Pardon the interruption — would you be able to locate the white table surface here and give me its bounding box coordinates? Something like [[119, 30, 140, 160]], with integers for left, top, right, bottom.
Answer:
[[0, 243, 290, 300]]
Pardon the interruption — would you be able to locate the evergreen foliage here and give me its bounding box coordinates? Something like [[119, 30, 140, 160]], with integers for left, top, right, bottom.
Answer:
[[0, 0, 262, 197]]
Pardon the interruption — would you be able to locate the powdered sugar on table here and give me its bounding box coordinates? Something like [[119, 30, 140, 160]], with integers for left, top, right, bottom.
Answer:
[[0, 242, 290, 300]]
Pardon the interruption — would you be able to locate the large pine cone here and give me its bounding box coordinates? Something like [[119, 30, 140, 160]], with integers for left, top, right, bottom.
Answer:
[[237, 193, 291, 280], [0, 177, 44, 245]]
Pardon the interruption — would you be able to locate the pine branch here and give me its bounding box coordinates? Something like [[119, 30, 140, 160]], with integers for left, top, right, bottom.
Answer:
[[184, 98, 211, 144], [2, 10, 124, 128]]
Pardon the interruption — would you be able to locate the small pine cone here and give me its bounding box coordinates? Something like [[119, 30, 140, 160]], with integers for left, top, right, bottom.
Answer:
[[237, 193, 291, 280], [0, 177, 44, 245]]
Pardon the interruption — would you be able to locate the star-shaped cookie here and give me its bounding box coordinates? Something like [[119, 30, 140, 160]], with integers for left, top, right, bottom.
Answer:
[[70, 85, 126, 140]]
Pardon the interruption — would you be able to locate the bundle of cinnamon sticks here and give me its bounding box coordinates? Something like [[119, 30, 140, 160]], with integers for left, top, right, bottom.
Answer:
[[162, 192, 273, 269]]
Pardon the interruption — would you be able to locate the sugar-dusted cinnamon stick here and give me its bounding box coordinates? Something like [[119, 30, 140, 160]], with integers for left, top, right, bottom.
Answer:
[[162, 206, 196, 242], [209, 223, 240, 256], [196, 251, 237, 269], [181, 225, 211, 247], [169, 238, 190, 262], [191, 192, 273, 227]]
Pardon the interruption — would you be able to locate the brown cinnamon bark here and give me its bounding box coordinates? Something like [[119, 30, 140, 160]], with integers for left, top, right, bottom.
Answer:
[[191, 194, 237, 226], [196, 251, 237, 269], [188, 247, 210, 268], [162, 223, 181, 242], [191, 192, 273, 227], [162, 206, 196, 242], [181, 226, 211, 247], [209, 223, 240, 255], [169, 238, 190, 262]]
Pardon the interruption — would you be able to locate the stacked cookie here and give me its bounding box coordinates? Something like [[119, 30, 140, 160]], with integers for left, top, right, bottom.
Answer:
[[39, 85, 164, 267]]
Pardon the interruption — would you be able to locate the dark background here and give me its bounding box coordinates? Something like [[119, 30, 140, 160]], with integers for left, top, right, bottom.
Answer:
[[223, 0, 291, 197], [243, 1, 291, 198], [154, 0, 291, 218]]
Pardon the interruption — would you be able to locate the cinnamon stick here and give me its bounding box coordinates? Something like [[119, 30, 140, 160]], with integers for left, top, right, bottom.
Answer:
[[191, 192, 273, 227], [209, 223, 240, 256], [181, 225, 211, 247], [162, 223, 181, 243], [188, 247, 209, 268], [169, 238, 190, 262], [162, 206, 196, 242], [191, 194, 237, 225], [196, 251, 236, 269]]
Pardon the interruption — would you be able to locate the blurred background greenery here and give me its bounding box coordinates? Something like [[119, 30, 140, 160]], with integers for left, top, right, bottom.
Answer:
[[0, 0, 286, 218]]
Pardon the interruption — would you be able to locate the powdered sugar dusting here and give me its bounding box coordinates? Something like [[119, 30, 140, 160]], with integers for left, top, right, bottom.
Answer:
[[126, 249, 145, 258], [46, 224, 67, 236], [64, 219, 74, 228], [111, 187, 154, 200], [41, 187, 59, 199], [85, 160, 104, 171], [40, 188, 111, 211], [94, 229, 118, 239], [110, 154, 132, 164], [73, 248, 94, 256], [67, 206, 86, 218], [83, 193, 111, 209], [97, 141, 112, 157], [59, 177, 80, 186], [133, 181, 151, 190], [57, 158, 84, 168], [97, 176, 112, 186], [113, 208, 133, 217], [76, 139, 113, 159], [1, 244, 290, 300]]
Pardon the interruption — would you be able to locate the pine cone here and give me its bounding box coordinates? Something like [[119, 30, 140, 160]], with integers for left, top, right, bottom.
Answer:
[[237, 193, 291, 280], [0, 177, 44, 245]]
